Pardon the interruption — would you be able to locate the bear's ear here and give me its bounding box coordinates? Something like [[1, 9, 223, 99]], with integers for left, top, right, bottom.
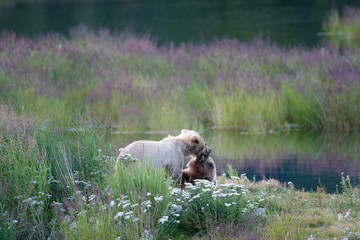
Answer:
[[181, 129, 189, 134], [191, 135, 199, 144]]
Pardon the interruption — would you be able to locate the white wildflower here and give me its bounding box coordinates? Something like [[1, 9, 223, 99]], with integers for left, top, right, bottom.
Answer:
[[110, 201, 115, 207], [158, 216, 169, 224], [23, 197, 44, 206], [254, 208, 266, 217], [89, 194, 96, 201], [202, 188, 212, 192], [170, 204, 182, 212], [114, 212, 124, 220], [52, 201, 63, 206], [182, 191, 191, 199], [154, 195, 163, 202], [192, 194, 201, 199], [194, 179, 214, 186], [142, 200, 152, 208], [225, 203, 231, 207], [171, 188, 181, 195], [184, 183, 197, 190], [344, 209, 351, 218]]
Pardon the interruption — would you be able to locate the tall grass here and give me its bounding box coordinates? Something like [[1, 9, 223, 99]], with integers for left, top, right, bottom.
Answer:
[[58, 158, 175, 240], [322, 6, 360, 49], [264, 213, 308, 240], [1, 26, 360, 132], [0, 104, 111, 239], [58, 170, 261, 240], [1, 104, 360, 239]]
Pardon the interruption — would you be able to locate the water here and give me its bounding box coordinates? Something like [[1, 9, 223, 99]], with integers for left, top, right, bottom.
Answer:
[[110, 130, 360, 193], [2, 0, 360, 192], [1, 0, 360, 47]]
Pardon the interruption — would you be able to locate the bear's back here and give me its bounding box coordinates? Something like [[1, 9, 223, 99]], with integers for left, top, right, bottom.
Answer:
[[124, 139, 183, 167]]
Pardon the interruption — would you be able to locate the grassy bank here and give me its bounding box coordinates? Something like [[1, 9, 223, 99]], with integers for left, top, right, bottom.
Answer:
[[322, 6, 360, 49], [1, 105, 360, 239], [1, 26, 360, 132]]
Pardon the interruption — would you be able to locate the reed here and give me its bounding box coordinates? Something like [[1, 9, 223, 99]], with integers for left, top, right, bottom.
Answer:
[[323, 6, 360, 49], [1, 27, 359, 132], [0, 104, 110, 239]]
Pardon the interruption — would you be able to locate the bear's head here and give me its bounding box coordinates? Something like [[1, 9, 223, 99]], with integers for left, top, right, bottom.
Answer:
[[179, 129, 207, 160], [202, 156, 216, 184], [182, 155, 217, 185]]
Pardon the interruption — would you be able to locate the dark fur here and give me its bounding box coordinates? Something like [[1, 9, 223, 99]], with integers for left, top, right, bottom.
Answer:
[[182, 155, 217, 186]]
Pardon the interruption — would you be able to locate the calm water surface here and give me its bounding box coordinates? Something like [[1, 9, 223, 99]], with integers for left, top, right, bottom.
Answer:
[[1, 0, 360, 46], [110, 130, 360, 193]]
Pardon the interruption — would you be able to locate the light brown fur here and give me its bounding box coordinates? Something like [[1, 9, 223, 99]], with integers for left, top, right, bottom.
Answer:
[[182, 156, 217, 186]]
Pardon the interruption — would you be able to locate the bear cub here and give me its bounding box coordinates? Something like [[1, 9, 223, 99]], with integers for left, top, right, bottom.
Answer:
[[182, 144, 217, 186]]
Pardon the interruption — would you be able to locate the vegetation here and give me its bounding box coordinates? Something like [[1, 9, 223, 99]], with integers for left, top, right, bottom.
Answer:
[[322, 6, 360, 49], [1, 7, 360, 239], [0, 25, 359, 132], [0, 105, 111, 239], [1, 105, 360, 239]]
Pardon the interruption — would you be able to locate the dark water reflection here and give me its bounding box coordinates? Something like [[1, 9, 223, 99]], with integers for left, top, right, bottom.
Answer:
[[1, 0, 360, 47], [110, 130, 360, 193]]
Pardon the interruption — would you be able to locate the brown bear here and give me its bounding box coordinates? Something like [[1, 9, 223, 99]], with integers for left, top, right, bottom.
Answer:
[[117, 129, 211, 184], [182, 154, 217, 186]]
